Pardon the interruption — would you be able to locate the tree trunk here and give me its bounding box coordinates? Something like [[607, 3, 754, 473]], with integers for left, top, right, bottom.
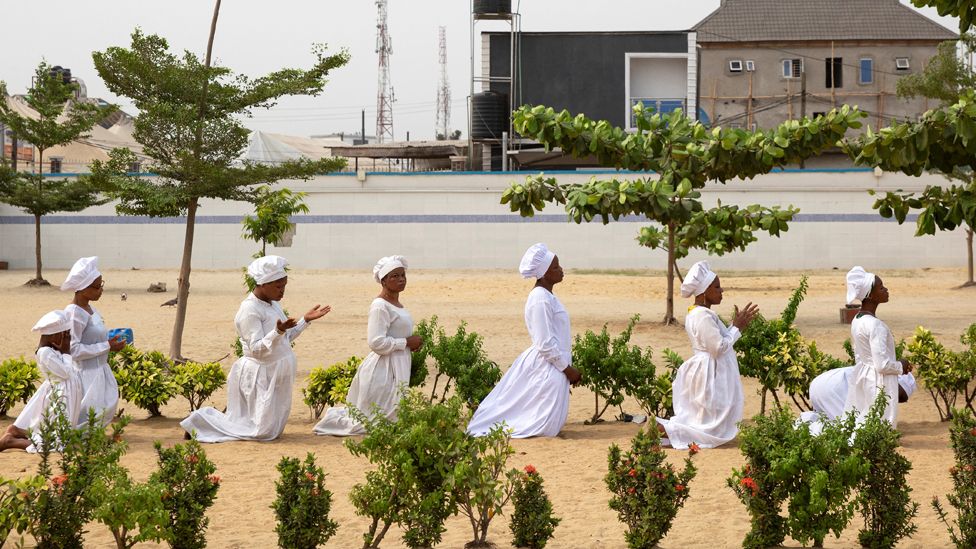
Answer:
[[663, 223, 676, 325], [170, 0, 221, 359], [169, 197, 198, 360], [965, 228, 974, 287], [26, 148, 50, 286]]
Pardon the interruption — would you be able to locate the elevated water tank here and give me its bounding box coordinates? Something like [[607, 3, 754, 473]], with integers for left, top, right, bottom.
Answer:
[[473, 0, 512, 15], [471, 91, 508, 139]]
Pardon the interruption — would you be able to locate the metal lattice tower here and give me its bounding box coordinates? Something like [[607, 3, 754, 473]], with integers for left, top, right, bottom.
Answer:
[[435, 26, 451, 139], [375, 0, 395, 143]]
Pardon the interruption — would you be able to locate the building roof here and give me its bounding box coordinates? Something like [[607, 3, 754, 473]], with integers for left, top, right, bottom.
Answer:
[[694, 0, 957, 43]]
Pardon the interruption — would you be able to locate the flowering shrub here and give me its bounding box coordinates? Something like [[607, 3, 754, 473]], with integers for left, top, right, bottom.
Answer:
[[853, 392, 918, 549], [509, 464, 561, 549], [0, 475, 46, 548], [906, 326, 973, 421], [932, 409, 976, 549], [302, 356, 361, 419], [346, 390, 468, 549], [606, 426, 697, 549], [271, 453, 338, 549], [427, 320, 502, 410], [959, 323, 976, 414], [171, 361, 227, 412], [149, 439, 220, 549], [110, 347, 178, 417], [455, 424, 516, 547], [0, 356, 41, 417]]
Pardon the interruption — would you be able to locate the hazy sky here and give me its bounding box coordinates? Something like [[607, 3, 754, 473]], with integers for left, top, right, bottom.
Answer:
[[1, 1, 959, 141]]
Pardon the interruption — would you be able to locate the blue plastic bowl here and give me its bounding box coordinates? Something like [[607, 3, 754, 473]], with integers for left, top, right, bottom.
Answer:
[[108, 328, 134, 345]]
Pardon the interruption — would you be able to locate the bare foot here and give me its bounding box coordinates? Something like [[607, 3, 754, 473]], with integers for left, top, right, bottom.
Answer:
[[0, 433, 28, 452]]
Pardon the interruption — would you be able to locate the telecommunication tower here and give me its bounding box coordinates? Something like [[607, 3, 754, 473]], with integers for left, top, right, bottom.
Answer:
[[435, 27, 451, 139], [375, 0, 395, 143]]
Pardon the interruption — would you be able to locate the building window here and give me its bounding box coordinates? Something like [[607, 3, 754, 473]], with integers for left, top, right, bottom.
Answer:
[[859, 58, 874, 84], [745, 60, 756, 72], [895, 57, 910, 71], [728, 59, 743, 73], [782, 59, 802, 78], [128, 161, 141, 174], [49, 157, 62, 174], [825, 57, 843, 88]]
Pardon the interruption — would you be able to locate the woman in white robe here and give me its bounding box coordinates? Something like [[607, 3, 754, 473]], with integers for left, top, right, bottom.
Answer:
[[800, 366, 916, 421], [182, 256, 330, 442], [842, 267, 912, 427], [315, 255, 422, 436], [656, 261, 759, 450], [467, 243, 581, 439], [1, 310, 82, 452], [61, 256, 126, 427]]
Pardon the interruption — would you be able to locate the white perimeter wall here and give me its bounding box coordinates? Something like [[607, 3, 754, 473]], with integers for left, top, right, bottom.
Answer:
[[0, 169, 966, 272]]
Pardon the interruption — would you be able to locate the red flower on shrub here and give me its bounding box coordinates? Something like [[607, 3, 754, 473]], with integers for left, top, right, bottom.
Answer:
[[969, 427, 976, 436], [965, 465, 975, 473], [311, 488, 320, 497], [689, 443, 700, 455], [52, 474, 68, 492], [185, 454, 199, 465], [627, 487, 636, 495], [628, 469, 637, 478], [524, 465, 537, 475], [112, 433, 123, 443], [208, 475, 220, 485], [739, 476, 759, 496], [950, 466, 958, 475], [305, 472, 315, 481], [675, 484, 685, 492]]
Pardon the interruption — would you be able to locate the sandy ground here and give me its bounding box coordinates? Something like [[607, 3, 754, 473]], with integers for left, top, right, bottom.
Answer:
[[1, 266, 974, 549]]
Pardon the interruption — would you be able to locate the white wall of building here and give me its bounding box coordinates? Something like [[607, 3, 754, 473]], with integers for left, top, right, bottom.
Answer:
[[0, 169, 966, 272]]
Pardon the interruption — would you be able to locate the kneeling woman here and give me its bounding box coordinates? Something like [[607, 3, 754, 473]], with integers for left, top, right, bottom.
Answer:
[[657, 261, 758, 449], [181, 256, 330, 442], [314, 255, 422, 436]]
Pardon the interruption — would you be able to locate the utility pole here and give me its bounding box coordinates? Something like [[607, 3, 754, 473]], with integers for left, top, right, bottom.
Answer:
[[435, 26, 451, 139], [375, 0, 395, 143]]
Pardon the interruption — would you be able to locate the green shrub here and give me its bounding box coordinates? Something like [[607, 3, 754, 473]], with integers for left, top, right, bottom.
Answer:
[[933, 409, 976, 549], [959, 324, 976, 415], [93, 467, 170, 549], [455, 424, 516, 547], [624, 348, 682, 419], [854, 392, 918, 549], [509, 464, 560, 549], [0, 475, 46, 549], [303, 356, 361, 419], [172, 361, 227, 412], [149, 439, 221, 549], [111, 348, 179, 417], [346, 390, 468, 549], [606, 426, 697, 549], [906, 326, 971, 421], [410, 316, 437, 388], [428, 321, 501, 410], [0, 357, 41, 417], [25, 405, 130, 549], [272, 453, 338, 549]]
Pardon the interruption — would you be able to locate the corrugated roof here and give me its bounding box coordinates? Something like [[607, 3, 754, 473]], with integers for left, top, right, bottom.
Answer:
[[695, 0, 957, 43]]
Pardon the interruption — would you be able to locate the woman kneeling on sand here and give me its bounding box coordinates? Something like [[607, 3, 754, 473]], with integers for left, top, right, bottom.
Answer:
[[656, 260, 758, 449], [182, 256, 330, 442]]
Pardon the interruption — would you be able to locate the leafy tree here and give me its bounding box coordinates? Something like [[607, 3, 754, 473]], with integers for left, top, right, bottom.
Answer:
[[89, 5, 348, 359], [502, 104, 863, 323], [242, 185, 309, 257], [0, 62, 115, 286], [845, 92, 976, 288], [912, 0, 976, 31]]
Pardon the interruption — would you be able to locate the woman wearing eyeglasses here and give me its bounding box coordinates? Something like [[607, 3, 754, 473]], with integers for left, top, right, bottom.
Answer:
[[61, 256, 126, 427]]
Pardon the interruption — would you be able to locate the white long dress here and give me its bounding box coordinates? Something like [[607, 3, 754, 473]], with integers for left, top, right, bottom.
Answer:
[[657, 306, 744, 449], [843, 314, 903, 427], [13, 347, 83, 452], [65, 304, 119, 427], [181, 293, 308, 442], [799, 366, 915, 433], [467, 286, 571, 439], [314, 298, 413, 436]]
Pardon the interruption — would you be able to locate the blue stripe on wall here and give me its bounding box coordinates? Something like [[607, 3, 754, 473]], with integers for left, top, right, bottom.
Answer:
[[0, 213, 919, 224]]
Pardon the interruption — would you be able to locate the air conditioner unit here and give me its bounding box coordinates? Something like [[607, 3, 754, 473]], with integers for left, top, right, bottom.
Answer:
[[895, 57, 910, 70], [745, 60, 756, 72], [728, 59, 743, 73]]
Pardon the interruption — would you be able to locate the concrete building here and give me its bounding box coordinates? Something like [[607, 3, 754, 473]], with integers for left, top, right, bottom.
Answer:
[[694, 0, 957, 132]]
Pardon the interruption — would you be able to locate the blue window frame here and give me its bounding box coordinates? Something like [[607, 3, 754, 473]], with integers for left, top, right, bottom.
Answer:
[[859, 58, 874, 84]]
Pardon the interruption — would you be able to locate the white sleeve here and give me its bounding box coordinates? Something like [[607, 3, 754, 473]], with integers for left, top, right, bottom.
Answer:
[[68, 308, 110, 360], [698, 313, 741, 357], [37, 348, 74, 382], [527, 301, 569, 371], [367, 304, 406, 355], [870, 323, 902, 376], [286, 317, 308, 343], [238, 312, 284, 359]]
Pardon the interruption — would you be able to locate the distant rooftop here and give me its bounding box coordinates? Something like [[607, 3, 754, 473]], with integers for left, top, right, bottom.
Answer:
[[694, 0, 957, 43]]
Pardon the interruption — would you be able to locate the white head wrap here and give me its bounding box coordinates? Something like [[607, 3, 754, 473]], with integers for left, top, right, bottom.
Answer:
[[680, 260, 718, 298], [60, 256, 101, 292], [248, 255, 289, 285], [845, 266, 876, 305], [897, 372, 917, 398], [32, 310, 71, 335], [519, 243, 556, 279], [373, 255, 407, 283]]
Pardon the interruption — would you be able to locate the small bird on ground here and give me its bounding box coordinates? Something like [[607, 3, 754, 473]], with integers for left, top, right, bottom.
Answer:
[[160, 297, 178, 307], [121, 292, 127, 302]]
